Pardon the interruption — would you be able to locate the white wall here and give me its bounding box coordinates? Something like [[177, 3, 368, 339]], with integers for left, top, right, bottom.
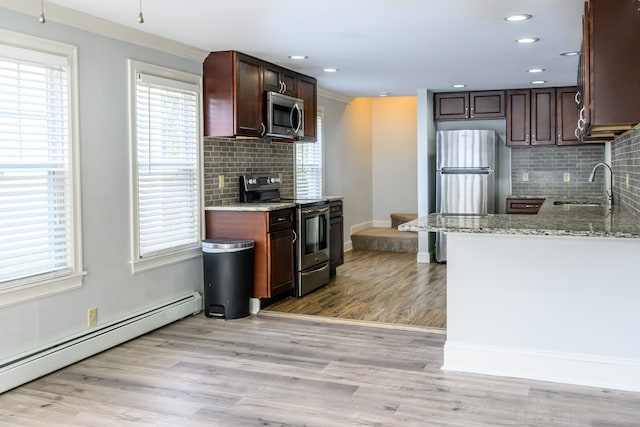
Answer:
[[0, 8, 204, 362], [371, 97, 418, 223], [321, 95, 373, 248]]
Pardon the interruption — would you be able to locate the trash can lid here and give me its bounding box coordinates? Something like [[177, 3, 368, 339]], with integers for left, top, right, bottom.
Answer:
[[202, 238, 254, 251]]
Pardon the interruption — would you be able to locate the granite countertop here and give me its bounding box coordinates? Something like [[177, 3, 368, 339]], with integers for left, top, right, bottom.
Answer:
[[399, 197, 640, 239], [325, 195, 343, 201], [204, 202, 297, 212]]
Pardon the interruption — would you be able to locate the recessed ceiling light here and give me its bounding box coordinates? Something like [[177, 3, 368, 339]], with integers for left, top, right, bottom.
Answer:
[[531, 80, 546, 84], [379, 91, 391, 97], [528, 68, 545, 73], [505, 14, 532, 22], [452, 84, 466, 88], [323, 68, 338, 73], [560, 51, 580, 56], [288, 55, 308, 60], [516, 37, 539, 44]]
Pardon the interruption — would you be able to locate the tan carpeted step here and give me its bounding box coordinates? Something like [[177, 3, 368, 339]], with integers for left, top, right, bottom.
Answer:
[[351, 227, 418, 253]]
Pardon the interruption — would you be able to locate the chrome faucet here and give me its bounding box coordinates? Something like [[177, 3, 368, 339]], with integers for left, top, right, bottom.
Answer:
[[588, 162, 613, 207]]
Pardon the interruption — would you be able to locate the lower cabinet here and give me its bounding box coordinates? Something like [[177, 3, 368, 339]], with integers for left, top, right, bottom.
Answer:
[[329, 200, 344, 276], [205, 209, 295, 298], [506, 198, 545, 214]]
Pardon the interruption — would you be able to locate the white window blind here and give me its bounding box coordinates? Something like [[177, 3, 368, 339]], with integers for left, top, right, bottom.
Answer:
[[133, 69, 200, 261], [295, 109, 324, 198], [0, 46, 74, 288]]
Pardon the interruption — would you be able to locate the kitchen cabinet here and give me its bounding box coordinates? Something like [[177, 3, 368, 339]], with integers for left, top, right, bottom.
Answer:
[[297, 74, 317, 142], [203, 51, 264, 138], [506, 198, 545, 214], [434, 91, 505, 121], [329, 200, 344, 276], [205, 208, 295, 298], [506, 88, 555, 146], [203, 50, 318, 141], [263, 62, 297, 97], [556, 87, 581, 145], [578, 0, 640, 138]]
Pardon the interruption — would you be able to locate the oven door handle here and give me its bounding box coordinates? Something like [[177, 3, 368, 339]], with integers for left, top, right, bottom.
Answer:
[[301, 206, 329, 215], [301, 262, 329, 277]]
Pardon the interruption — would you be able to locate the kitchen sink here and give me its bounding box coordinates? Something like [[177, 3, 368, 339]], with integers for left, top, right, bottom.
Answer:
[[553, 200, 604, 207]]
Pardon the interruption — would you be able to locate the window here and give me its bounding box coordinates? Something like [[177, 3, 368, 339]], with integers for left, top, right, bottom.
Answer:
[[0, 30, 82, 307], [129, 60, 201, 272], [295, 107, 324, 198]]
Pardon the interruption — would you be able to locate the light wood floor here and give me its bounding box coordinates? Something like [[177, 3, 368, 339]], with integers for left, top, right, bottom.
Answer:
[[265, 250, 447, 329], [2, 314, 639, 426]]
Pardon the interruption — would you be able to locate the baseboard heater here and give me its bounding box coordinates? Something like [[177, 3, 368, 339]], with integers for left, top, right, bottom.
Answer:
[[0, 292, 202, 394]]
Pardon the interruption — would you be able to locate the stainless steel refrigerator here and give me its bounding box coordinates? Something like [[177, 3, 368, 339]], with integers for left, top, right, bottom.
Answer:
[[436, 129, 496, 262]]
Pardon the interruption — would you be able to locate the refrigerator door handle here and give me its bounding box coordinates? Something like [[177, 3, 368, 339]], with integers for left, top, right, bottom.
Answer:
[[439, 169, 492, 175]]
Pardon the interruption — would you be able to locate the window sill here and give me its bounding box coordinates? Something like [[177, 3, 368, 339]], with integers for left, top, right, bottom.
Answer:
[[131, 246, 202, 274], [0, 273, 85, 309]]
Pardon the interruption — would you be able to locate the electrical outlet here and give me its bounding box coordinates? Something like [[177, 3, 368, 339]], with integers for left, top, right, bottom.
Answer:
[[563, 172, 571, 182], [626, 173, 630, 189], [88, 308, 97, 327], [522, 172, 529, 182], [218, 175, 224, 189]]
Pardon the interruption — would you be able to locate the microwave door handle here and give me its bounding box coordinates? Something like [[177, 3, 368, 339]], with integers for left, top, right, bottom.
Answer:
[[292, 103, 302, 134]]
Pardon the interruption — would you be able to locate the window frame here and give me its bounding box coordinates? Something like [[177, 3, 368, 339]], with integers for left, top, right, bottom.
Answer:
[[295, 105, 325, 198], [128, 60, 203, 273], [0, 29, 83, 308]]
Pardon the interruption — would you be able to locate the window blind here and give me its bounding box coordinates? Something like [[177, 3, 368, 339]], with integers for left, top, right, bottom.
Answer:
[[295, 110, 323, 198], [0, 52, 73, 288], [135, 72, 199, 258]]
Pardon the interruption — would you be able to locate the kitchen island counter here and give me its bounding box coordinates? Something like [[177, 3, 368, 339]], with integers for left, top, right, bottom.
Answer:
[[401, 197, 640, 393], [399, 197, 640, 239], [205, 202, 296, 212]]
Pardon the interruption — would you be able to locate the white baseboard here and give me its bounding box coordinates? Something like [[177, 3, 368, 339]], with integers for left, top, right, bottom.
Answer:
[[344, 240, 353, 252], [0, 292, 202, 393], [350, 221, 374, 235], [443, 341, 640, 392]]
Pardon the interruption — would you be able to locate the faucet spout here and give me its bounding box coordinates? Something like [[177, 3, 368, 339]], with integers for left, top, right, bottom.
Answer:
[[588, 162, 613, 206]]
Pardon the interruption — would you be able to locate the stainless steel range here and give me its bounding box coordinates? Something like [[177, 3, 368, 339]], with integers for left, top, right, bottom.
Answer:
[[239, 174, 330, 297]]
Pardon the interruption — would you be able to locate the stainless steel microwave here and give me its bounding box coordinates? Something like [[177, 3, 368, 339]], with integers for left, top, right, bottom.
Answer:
[[265, 91, 304, 139]]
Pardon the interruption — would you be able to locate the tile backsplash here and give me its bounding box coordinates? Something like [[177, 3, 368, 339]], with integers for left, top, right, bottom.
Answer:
[[203, 138, 294, 205], [611, 125, 640, 215], [511, 145, 605, 198]]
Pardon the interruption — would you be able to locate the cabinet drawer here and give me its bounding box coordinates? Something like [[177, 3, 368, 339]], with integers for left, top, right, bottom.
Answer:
[[506, 198, 545, 214], [269, 208, 294, 231], [329, 200, 343, 217]]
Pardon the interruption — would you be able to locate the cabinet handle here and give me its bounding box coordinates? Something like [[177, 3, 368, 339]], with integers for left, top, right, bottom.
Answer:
[[282, 81, 287, 93], [575, 128, 580, 139], [577, 118, 585, 131], [575, 91, 581, 105], [579, 105, 586, 121], [292, 229, 297, 243], [525, 133, 529, 144], [279, 81, 284, 93], [465, 107, 468, 118], [470, 106, 474, 118], [260, 122, 266, 136]]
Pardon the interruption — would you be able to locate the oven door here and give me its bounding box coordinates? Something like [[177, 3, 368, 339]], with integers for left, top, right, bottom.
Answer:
[[297, 204, 330, 271]]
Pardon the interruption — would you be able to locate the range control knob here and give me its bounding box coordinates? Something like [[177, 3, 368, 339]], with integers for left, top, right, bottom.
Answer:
[[247, 178, 257, 185]]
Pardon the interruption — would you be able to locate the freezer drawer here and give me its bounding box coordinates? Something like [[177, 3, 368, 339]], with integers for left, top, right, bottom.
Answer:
[[436, 170, 496, 214]]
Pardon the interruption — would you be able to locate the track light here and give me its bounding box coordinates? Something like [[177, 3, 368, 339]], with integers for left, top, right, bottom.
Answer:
[[138, 0, 144, 23], [38, 0, 46, 24]]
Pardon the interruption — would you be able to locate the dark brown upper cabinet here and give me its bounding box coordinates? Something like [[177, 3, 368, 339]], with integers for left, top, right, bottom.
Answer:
[[263, 62, 297, 97], [297, 74, 317, 142], [203, 50, 317, 141], [203, 51, 264, 138], [506, 88, 555, 147], [434, 91, 505, 121], [556, 87, 581, 146], [578, 0, 640, 138]]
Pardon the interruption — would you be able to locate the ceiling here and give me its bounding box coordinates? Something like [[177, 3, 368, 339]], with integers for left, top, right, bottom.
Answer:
[[45, 0, 585, 98]]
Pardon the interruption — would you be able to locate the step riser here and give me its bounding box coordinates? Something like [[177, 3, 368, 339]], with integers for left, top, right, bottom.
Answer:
[[352, 234, 417, 253]]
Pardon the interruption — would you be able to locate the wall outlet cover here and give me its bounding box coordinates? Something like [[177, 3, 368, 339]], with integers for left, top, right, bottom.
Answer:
[[522, 172, 529, 182], [218, 175, 224, 189], [564, 172, 571, 182], [88, 308, 97, 327]]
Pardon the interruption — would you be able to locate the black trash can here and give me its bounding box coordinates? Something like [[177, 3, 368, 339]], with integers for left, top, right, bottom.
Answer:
[[202, 238, 254, 319]]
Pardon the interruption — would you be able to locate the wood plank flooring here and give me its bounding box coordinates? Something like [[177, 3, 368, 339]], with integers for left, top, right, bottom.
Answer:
[[265, 250, 447, 328], [2, 314, 640, 426]]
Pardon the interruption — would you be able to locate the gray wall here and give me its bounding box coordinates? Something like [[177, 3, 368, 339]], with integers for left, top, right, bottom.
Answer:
[[511, 145, 605, 199], [0, 9, 203, 361], [612, 125, 640, 214]]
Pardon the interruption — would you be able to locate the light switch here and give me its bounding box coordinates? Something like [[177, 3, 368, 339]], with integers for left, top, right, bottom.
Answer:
[[218, 175, 225, 188], [626, 173, 630, 189], [522, 172, 529, 182], [563, 173, 571, 182]]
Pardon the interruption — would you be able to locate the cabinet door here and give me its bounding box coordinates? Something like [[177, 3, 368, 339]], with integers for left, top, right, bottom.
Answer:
[[531, 88, 556, 146], [469, 91, 505, 119], [329, 216, 344, 276], [297, 74, 317, 141], [506, 90, 530, 146], [434, 92, 469, 120], [235, 53, 264, 137], [263, 63, 298, 96], [269, 229, 294, 296], [557, 87, 581, 145]]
